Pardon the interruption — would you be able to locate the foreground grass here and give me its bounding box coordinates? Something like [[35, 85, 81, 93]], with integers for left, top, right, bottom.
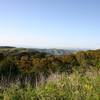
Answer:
[[0, 69, 100, 100]]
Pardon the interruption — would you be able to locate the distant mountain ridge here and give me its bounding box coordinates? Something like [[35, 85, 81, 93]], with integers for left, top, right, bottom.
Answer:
[[0, 46, 16, 48], [28, 48, 78, 55], [0, 46, 78, 55]]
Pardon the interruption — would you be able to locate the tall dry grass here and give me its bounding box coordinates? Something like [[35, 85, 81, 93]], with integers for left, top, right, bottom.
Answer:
[[0, 68, 100, 100]]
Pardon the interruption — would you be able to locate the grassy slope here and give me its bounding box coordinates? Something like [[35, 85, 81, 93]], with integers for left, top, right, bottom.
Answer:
[[0, 69, 100, 100]]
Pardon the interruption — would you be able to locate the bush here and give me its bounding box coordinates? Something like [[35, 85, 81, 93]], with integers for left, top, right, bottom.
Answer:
[[0, 57, 20, 77]]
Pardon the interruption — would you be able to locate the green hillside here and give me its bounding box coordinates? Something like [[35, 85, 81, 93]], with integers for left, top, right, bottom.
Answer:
[[0, 47, 100, 100]]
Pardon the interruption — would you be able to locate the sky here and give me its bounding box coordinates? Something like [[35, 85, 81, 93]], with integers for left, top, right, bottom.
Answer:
[[0, 0, 100, 49]]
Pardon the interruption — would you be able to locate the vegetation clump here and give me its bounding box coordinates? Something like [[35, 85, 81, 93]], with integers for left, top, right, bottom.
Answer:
[[0, 69, 100, 100]]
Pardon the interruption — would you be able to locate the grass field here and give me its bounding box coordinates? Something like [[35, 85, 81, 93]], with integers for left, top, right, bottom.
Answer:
[[0, 68, 99, 100]]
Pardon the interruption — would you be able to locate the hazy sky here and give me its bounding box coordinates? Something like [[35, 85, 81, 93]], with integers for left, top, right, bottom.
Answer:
[[0, 0, 100, 49]]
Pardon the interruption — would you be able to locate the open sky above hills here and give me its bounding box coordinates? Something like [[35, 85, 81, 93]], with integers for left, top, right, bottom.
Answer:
[[0, 0, 100, 49]]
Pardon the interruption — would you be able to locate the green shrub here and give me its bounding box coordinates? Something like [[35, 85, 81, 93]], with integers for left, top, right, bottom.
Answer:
[[0, 57, 20, 77]]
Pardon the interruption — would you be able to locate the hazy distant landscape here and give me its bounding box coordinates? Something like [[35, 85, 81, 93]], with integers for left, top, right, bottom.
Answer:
[[0, 0, 100, 99], [0, 46, 79, 55]]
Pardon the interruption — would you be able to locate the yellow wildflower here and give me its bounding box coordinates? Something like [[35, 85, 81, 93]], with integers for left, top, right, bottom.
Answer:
[[84, 84, 93, 91]]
